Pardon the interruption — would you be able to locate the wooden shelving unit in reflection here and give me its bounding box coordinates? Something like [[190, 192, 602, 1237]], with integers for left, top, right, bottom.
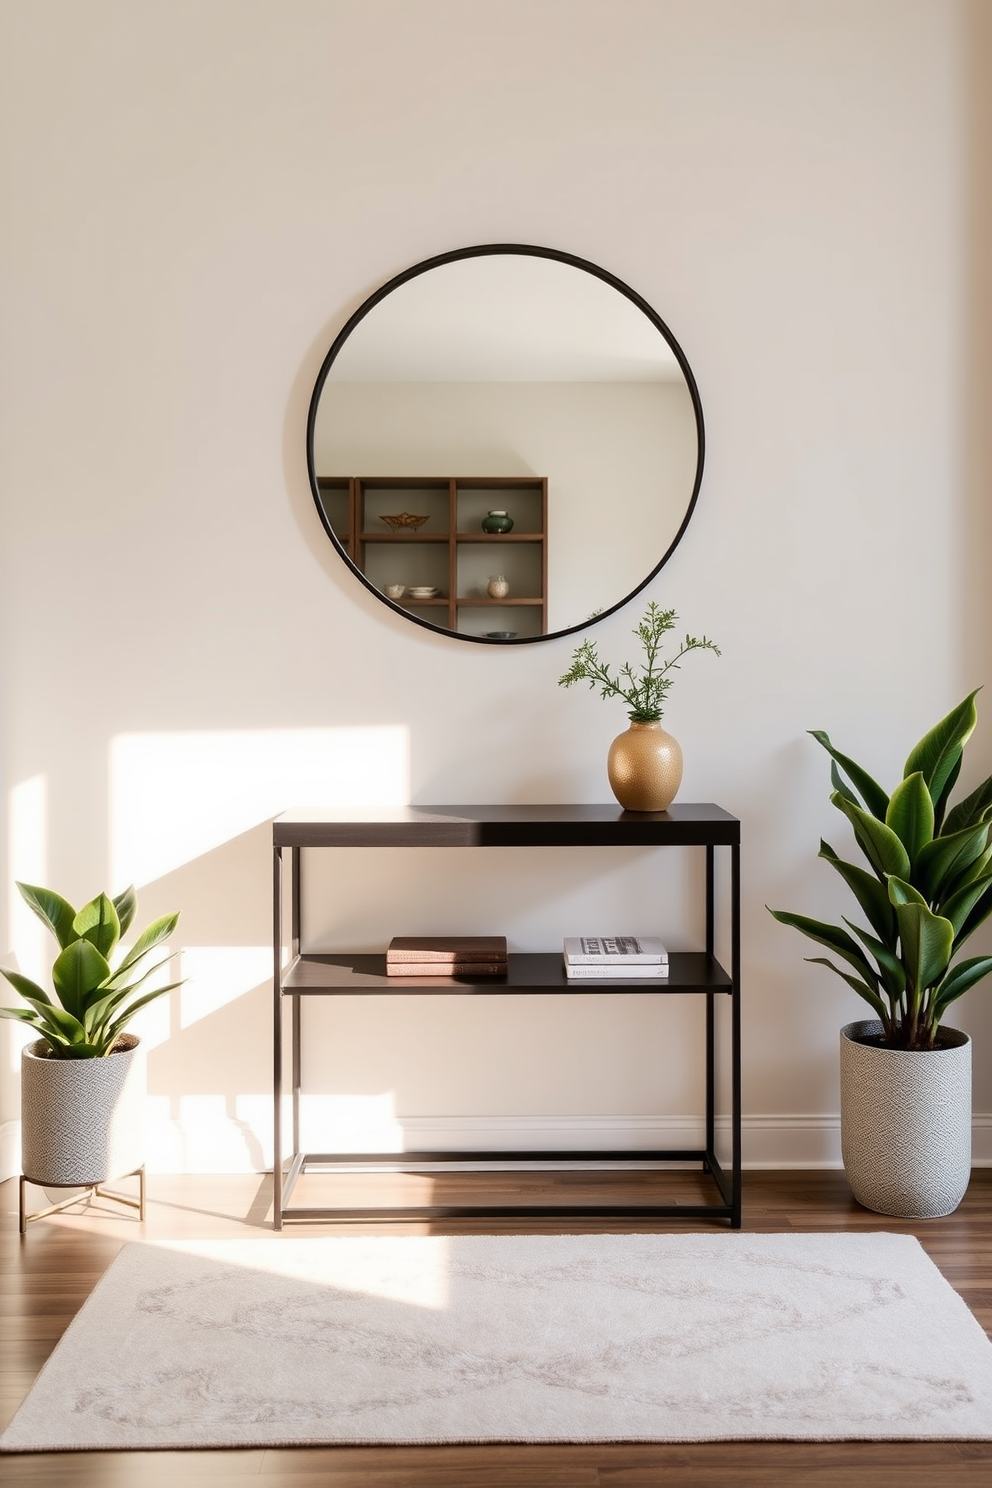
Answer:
[[315, 476, 548, 638]]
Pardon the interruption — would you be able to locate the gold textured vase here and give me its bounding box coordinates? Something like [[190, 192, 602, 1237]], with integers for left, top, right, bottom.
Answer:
[[607, 721, 683, 812]]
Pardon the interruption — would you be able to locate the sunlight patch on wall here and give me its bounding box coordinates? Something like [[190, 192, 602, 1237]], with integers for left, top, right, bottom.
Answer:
[[7, 774, 47, 983], [179, 946, 271, 1030], [109, 727, 411, 886], [299, 1093, 405, 1154]]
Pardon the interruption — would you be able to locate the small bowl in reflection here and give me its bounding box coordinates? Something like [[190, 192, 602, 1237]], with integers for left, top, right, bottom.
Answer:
[[384, 584, 406, 600], [484, 631, 518, 639]]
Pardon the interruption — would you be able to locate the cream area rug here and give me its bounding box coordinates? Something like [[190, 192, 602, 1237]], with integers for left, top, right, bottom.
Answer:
[[3, 1232, 992, 1451]]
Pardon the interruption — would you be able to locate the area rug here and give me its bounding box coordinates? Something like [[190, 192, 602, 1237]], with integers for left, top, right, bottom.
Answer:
[[3, 1231, 992, 1451]]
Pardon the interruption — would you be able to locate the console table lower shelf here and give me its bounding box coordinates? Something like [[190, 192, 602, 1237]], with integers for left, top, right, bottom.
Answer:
[[273, 951, 740, 1227]]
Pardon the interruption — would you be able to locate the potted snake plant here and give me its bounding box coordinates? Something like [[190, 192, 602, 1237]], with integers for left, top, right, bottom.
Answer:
[[1, 883, 182, 1223], [769, 691, 992, 1217]]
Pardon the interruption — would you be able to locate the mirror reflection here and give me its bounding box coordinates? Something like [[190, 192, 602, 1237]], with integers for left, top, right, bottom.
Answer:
[[307, 246, 704, 643]]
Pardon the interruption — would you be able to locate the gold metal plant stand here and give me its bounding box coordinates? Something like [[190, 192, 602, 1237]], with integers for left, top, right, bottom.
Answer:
[[19, 1166, 146, 1234]]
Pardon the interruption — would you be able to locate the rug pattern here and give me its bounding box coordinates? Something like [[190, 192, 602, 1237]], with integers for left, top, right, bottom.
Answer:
[[3, 1231, 991, 1450]]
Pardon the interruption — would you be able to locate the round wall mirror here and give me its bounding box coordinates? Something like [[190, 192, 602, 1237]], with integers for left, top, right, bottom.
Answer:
[[306, 244, 704, 644]]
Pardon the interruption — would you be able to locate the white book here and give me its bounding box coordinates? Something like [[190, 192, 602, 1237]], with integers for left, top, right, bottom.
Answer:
[[563, 936, 668, 965], [564, 960, 670, 979]]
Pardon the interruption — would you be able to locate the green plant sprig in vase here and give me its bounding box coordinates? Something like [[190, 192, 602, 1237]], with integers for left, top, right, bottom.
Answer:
[[558, 601, 721, 811], [0, 882, 183, 1058]]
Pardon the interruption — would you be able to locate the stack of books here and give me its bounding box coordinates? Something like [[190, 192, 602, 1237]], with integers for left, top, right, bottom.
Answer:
[[386, 935, 508, 977], [563, 936, 669, 979]]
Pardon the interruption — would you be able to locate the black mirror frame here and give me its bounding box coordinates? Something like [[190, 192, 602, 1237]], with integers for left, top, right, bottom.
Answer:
[[306, 243, 705, 645]]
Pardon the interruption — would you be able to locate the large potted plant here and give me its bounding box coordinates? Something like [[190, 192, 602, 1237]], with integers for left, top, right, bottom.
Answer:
[[770, 691, 992, 1217], [558, 601, 721, 811], [1, 882, 182, 1229]]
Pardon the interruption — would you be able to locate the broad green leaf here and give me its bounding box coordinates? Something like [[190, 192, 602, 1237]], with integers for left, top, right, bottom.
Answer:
[[102, 980, 184, 1047], [933, 955, 992, 1013], [943, 773, 992, 836], [16, 882, 77, 949], [810, 731, 889, 819], [942, 842, 992, 897], [113, 885, 138, 937], [954, 877, 992, 946], [72, 893, 120, 960], [0, 968, 52, 1004], [112, 912, 181, 980], [26, 999, 88, 1044], [887, 874, 928, 908], [845, 920, 907, 996], [916, 820, 990, 903], [805, 957, 890, 1021], [767, 908, 880, 989], [890, 899, 954, 994], [932, 751, 962, 834], [904, 691, 979, 809], [830, 792, 911, 882], [829, 762, 859, 809], [938, 875, 992, 941], [52, 939, 111, 1020], [819, 841, 897, 943], [885, 772, 934, 862]]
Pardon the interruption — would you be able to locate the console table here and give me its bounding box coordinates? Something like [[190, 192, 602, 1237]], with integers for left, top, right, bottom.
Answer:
[[272, 804, 741, 1227]]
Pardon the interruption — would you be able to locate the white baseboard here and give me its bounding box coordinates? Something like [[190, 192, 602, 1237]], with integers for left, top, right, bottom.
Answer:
[[6, 1113, 991, 1178]]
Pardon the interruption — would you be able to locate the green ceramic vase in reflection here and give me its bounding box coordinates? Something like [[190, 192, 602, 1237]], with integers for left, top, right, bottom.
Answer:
[[481, 510, 514, 534]]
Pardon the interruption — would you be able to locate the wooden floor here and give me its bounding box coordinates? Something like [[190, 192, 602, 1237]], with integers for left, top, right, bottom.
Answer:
[[1, 1167, 990, 1486]]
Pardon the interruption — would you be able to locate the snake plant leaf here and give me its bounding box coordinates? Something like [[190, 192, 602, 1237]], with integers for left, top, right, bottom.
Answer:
[[830, 792, 911, 882], [904, 690, 979, 811], [915, 819, 991, 904], [845, 920, 907, 996], [885, 772, 934, 862], [818, 841, 897, 942], [767, 909, 880, 988], [16, 882, 78, 949], [0, 967, 52, 1004], [804, 957, 890, 1022], [933, 954, 992, 1014], [809, 732, 889, 819], [890, 898, 954, 995], [112, 884, 138, 937], [942, 774, 992, 837], [72, 893, 120, 961], [110, 912, 181, 983], [51, 939, 111, 1021]]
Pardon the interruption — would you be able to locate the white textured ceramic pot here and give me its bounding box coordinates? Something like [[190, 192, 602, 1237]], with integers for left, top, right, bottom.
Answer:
[[840, 1019, 971, 1219], [20, 1035, 145, 1187]]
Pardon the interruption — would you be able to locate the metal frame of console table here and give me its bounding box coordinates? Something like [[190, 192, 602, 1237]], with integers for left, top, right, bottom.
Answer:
[[272, 804, 741, 1228]]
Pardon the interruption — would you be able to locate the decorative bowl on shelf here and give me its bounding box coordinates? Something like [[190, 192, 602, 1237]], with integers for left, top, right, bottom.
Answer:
[[484, 630, 518, 639], [384, 584, 406, 600], [408, 586, 440, 599], [380, 512, 430, 532]]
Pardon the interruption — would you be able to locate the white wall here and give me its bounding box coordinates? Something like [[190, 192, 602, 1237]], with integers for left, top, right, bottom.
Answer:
[[2, 0, 991, 1174]]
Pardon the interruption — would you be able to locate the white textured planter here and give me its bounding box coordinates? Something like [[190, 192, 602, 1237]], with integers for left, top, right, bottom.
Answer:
[[840, 1019, 972, 1219], [21, 1035, 145, 1187]]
